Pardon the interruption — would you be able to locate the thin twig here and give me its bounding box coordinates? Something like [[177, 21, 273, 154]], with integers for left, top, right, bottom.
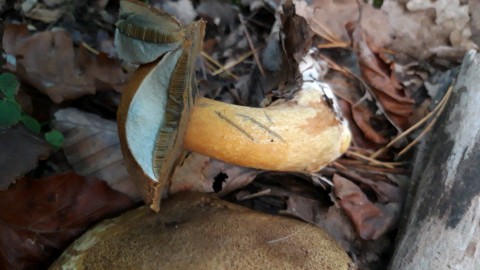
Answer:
[[397, 84, 454, 156], [200, 51, 239, 80], [211, 49, 258, 76], [317, 42, 350, 49], [337, 159, 410, 175], [320, 53, 406, 135], [311, 173, 333, 187], [318, 54, 354, 79], [309, 8, 345, 46], [81, 42, 99, 55], [371, 83, 454, 158], [238, 14, 265, 76], [237, 189, 271, 200], [346, 150, 395, 169]]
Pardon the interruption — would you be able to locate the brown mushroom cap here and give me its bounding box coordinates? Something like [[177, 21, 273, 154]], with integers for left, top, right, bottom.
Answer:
[[49, 193, 355, 270]]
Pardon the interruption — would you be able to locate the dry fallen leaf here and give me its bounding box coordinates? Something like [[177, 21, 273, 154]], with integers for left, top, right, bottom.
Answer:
[[351, 104, 389, 145], [333, 174, 398, 240], [53, 108, 140, 201], [351, 20, 414, 130], [0, 172, 134, 270], [0, 125, 51, 190], [170, 152, 260, 195], [294, 0, 393, 48], [2, 24, 130, 103], [337, 99, 379, 149]]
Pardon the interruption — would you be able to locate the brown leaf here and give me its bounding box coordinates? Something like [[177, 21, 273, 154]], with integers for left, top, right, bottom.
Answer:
[[283, 195, 322, 224], [0, 172, 134, 269], [333, 174, 396, 240], [170, 153, 259, 195], [295, 0, 392, 48], [352, 104, 389, 145], [53, 108, 140, 201], [351, 21, 414, 129], [338, 99, 378, 149], [335, 167, 403, 204], [0, 126, 51, 190], [281, 0, 314, 63], [2, 24, 130, 103]]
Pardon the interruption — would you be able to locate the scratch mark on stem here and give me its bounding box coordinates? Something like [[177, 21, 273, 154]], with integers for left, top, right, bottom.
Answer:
[[215, 111, 255, 141], [237, 113, 286, 143]]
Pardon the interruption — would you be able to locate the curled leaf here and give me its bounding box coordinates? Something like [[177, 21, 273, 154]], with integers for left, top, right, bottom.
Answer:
[[2, 24, 130, 103], [53, 108, 140, 201], [333, 174, 397, 240], [0, 173, 134, 269], [0, 126, 51, 190]]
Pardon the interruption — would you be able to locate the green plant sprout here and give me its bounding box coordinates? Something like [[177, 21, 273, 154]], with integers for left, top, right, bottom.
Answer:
[[0, 73, 64, 148]]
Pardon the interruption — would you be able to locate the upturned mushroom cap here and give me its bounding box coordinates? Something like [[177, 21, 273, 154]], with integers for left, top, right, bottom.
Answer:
[[115, 0, 185, 63], [49, 193, 355, 270], [116, 0, 206, 211]]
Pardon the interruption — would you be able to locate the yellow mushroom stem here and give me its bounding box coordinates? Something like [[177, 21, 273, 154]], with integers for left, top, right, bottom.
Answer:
[[184, 89, 351, 173]]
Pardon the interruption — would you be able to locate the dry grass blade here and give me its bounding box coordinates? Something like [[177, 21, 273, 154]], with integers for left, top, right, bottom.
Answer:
[[211, 49, 259, 76], [318, 54, 354, 79], [317, 42, 350, 49], [310, 19, 348, 47], [346, 150, 396, 169], [320, 53, 405, 134], [238, 14, 265, 76], [200, 51, 239, 80], [397, 84, 454, 157], [371, 83, 455, 159], [337, 159, 409, 175], [81, 42, 99, 55]]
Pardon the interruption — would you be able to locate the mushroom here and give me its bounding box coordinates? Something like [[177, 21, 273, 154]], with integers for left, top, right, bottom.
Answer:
[[49, 193, 355, 269], [116, 0, 352, 211]]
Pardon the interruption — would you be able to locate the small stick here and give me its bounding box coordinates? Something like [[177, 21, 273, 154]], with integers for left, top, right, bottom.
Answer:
[[200, 51, 239, 80], [211, 49, 257, 76], [371, 83, 454, 158], [346, 150, 395, 169], [397, 84, 454, 156], [238, 14, 265, 76], [310, 8, 344, 45], [317, 42, 350, 49], [238, 189, 271, 200], [81, 42, 99, 55]]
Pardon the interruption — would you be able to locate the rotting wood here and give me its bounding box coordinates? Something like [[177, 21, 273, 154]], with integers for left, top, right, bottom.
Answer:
[[389, 50, 480, 270]]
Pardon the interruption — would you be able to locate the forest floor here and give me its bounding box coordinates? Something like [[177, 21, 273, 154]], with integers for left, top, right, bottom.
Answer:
[[0, 0, 478, 269]]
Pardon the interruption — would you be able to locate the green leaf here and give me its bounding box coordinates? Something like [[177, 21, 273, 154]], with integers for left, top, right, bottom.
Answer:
[[0, 73, 20, 98], [0, 99, 22, 128], [45, 130, 64, 148], [21, 115, 41, 134], [373, 0, 383, 8]]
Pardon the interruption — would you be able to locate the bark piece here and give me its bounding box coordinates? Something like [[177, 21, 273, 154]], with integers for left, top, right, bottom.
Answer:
[[389, 50, 480, 269]]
